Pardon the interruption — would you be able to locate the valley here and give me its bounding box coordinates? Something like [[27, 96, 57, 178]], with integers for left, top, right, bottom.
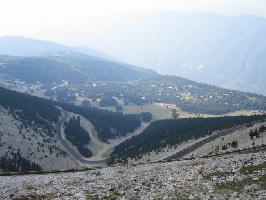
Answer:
[[90, 12, 266, 95], [0, 34, 266, 199], [43, 76, 266, 115], [0, 43, 266, 173], [0, 87, 146, 171]]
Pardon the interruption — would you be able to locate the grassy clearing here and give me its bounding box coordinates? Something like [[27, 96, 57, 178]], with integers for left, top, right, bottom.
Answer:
[[88, 100, 176, 120], [76, 97, 264, 120], [240, 162, 266, 175], [122, 103, 219, 119], [225, 110, 265, 117], [89, 100, 216, 120], [123, 103, 172, 120]]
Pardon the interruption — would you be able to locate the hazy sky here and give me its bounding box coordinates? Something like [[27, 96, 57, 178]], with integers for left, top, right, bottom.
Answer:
[[0, 0, 266, 46]]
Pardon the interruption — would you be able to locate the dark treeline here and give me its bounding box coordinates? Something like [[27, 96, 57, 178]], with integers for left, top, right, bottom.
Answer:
[[0, 151, 42, 172], [0, 87, 60, 133], [99, 97, 118, 107], [58, 102, 142, 142], [141, 112, 153, 122], [0, 54, 156, 84], [108, 115, 266, 165], [64, 116, 92, 158], [0, 57, 87, 84]]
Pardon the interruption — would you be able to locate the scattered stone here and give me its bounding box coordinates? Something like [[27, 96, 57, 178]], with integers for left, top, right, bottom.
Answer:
[[0, 151, 265, 200]]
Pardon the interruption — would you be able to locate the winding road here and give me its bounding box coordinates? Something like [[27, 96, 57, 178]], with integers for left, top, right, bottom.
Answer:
[[56, 111, 149, 167], [56, 111, 107, 166], [162, 124, 247, 161]]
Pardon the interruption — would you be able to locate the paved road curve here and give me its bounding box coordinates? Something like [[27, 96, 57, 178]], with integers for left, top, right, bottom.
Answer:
[[56, 111, 107, 166]]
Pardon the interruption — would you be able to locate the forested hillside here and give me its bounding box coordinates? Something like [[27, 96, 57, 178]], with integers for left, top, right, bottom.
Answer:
[[0, 151, 42, 172], [1, 37, 265, 115], [59, 102, 141, 142], [108, 115, 266, 165], [0, 86, 61, 133], [50, 76, 266, 114], [0, 35, 112, 59], [0, 86, 142, 142], [0, 53, 156, 84], [64, 116, 92, 158], [0, 87, 142, 171]]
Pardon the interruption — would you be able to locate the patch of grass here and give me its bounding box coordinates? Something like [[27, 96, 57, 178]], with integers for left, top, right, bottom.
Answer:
[[93, 101, 216, 120], [153, 165, 163, 171], [86, 196, 93, 200], [214, 177, 254, 193], [204, 171, 235, 180], [101, 188, 121, 200], [240, 162, 266, 175], [174, 192, 190, 200], [86, 194, 98, 200], [258, 175, 266, 189], [25, 184, 35, 190], [225, 110, 264, 117], [111, 190, 120, 196], [215, 174, 266, 193], [123, 103, 174, 120]]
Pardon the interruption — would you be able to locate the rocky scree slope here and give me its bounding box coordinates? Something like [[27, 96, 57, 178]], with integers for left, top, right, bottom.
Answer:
[[0, 150, 265, 199]]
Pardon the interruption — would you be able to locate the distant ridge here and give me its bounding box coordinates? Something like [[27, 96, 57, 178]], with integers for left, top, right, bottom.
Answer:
[[92, 11, 266, 95], [0, 35, 113, 59]]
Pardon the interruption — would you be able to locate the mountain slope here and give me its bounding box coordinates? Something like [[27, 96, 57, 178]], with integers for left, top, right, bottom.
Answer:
[[93, 12, 266, 95], [0, 87, 142, 172], [1, 150, 266, 199], [108, 115, 266, 165], [0, 53, 157, 84], [0, 35, 112, 59], [50, 75, 266, 115]]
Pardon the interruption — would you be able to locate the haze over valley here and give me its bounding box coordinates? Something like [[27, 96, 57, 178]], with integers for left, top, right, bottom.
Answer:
[[0, 1, 266, 199], [88, 11, 266, 95]]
